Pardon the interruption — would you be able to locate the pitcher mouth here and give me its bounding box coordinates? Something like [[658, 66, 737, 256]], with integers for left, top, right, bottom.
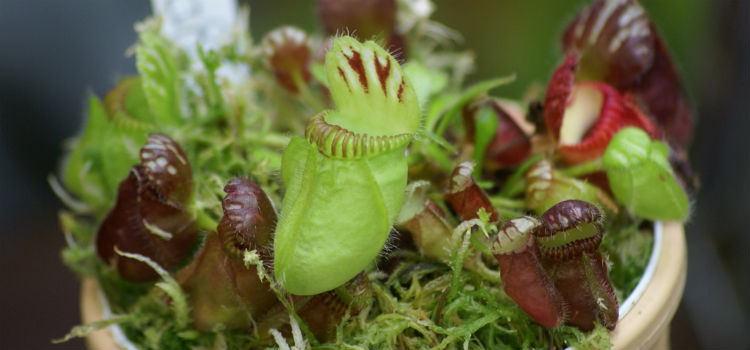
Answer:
[[544, 55, 660, 164]]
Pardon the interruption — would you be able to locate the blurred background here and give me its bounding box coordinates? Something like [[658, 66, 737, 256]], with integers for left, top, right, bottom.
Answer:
[[0, 0, 746, 348]]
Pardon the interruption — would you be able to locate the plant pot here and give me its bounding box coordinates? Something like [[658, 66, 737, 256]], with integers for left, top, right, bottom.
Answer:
[[80, 222, 686, 350], [608, 221, 687, 349]]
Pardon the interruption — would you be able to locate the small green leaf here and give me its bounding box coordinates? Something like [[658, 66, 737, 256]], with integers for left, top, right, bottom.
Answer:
[[603, 127, 689, 220], [434, 75, 515, 135], [395, 180, 431, 224], [309, 61, 327, 88], [196, 44, 226, 114], [98, 77, 156, 196], [123, 76, 158, 124], [472, 106, 499, 175], [62, 97, 110, 207], [99, 124, 148, 194], [136, 31, 182, 126], [57, 78, 157, 209], [424, 93, 454, 130], [403, 61, 448, 111]]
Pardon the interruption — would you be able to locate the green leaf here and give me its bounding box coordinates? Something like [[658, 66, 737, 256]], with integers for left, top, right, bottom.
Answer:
[[62, 97, 110, 207], [122, 76, 158, 124], [55, 77, 157, 209], [472, 106, 499, 175], [309, 61, 327, 88], [424, 93, 454, 130], [136, 31, 182, 126], [97, 77, 155, 195], [99, 124, 148, 195], [434, 74, 515, 135], [403, 61, 448, 111], [395, 180, 431, 224], [603, 127, 689, 220], [196, 44, 226, 116]]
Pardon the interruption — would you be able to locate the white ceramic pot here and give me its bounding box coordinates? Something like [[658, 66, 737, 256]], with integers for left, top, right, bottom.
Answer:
[[609, 221, 687, 349]]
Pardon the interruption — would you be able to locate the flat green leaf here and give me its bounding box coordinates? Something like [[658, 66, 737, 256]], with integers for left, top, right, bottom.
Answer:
[[123, 76, 158, 124], [98, 77, 156, 195], [403, 61, 448, 111], [309, 61, 327, 88], [603, 127, 689, 221], [472, 106, 499, 175], [62, 97, 110, 207], [434, 74, 515, 135], [99, 125, 148, 195]]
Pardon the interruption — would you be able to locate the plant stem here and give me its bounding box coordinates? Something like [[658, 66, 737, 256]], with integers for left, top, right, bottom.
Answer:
[[334, 285, 354, 306], [490, 196, 526, 209], [420, 130, 458, 154], [469, 232, 491, 256], [448, 230, 472, 300], [293, 72, 325, 112], [193, 206, 219, 232], [559, 159, 604, 178], [504, 180, 526, 198], [496, 207, 525, 220], [499, 153, 543, 197], [245, 132, 291, 148], [435, 75, 515, 136]]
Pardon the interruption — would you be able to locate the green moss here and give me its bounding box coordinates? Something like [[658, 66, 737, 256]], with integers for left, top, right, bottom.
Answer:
[[600, 216, 654, 301]]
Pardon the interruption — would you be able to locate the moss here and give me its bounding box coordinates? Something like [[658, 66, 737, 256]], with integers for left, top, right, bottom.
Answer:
[[82, 213, 650, 350]]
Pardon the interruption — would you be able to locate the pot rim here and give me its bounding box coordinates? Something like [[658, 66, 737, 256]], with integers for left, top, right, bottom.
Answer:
[[95, 287, 137, 350], [618, 220, 663, 318]]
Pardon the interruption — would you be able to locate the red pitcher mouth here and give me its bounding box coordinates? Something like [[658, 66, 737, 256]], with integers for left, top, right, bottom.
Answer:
[[544, 54, 660, 164]]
